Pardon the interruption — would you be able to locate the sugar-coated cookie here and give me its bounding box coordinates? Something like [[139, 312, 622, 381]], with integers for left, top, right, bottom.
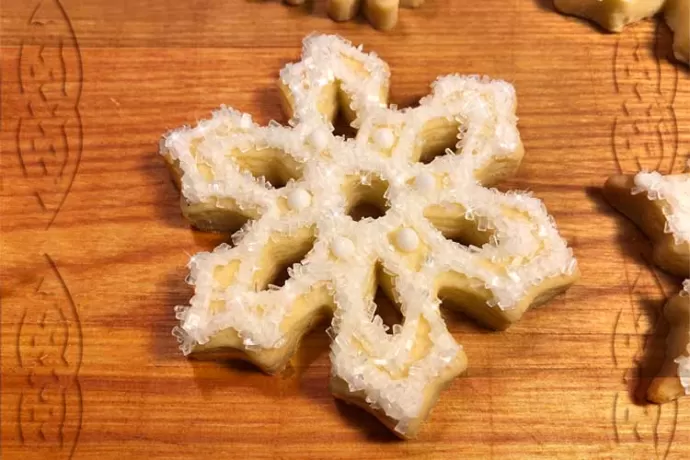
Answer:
[[161, 34, 579, 438], [604, 173, 690, 277]]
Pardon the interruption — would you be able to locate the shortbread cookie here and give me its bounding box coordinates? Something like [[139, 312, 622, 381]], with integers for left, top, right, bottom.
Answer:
[[603, 172, 690, 277], [285, 0, 424, 31], [161, 34, 579, 438], [604, 171, 690, 403], [554, 0, 689, 65], [648, 281, 690, 403], [553, 0, 665, 32]]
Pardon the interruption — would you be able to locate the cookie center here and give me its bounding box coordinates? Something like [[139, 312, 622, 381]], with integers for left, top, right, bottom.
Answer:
[[343, 174, 391, 222]]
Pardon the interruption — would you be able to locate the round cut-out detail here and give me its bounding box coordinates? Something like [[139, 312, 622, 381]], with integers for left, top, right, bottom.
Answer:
[[344, 175, 390, 222]]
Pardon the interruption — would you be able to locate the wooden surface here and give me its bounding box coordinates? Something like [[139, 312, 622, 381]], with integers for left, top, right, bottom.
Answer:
[[1, 0, 689, 458]]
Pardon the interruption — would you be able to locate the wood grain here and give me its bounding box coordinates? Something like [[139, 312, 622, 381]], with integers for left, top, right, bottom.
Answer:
[[1, 0, 689, 458]]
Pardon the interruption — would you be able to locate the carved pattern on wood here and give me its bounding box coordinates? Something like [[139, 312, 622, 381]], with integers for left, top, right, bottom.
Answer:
[[610, 22, 681, 459], [16, 0, 83, 229]]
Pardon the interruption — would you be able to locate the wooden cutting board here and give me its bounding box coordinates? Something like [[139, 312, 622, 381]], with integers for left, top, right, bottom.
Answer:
[[1, 1, 689, 458]]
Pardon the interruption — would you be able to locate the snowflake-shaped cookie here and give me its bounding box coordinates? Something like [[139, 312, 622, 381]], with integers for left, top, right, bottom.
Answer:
[[161, 34, 579, 438], [604, 171, 690, 403]]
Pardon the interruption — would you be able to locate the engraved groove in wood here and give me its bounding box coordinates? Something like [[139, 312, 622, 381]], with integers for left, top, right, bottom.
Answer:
[[16, 0, 83, 230], [16, 254, 83, 459]]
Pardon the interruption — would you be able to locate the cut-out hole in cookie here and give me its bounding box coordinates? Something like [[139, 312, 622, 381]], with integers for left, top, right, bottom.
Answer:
[[332, 114, 358, 140], [424, 204, 493, 247], [232, 148, 303, 189], [373, 286, 403, 335], [343, 174, 391, 222], [253, 226, 316, 291], [416, 117, 463, 164], [369, 262, 404, 335]]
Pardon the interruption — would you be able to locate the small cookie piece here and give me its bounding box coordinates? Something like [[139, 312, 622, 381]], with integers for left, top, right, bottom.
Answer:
[[162, 34, 578, 438], [361, 0, 399, 31], [603, 172, 690, 277], [648, 281, 690, 403], [553, 0, 666, 32], [664, 0, 689, 64]]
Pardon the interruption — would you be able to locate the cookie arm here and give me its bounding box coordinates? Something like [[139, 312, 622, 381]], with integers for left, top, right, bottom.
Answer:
[[603, 174, 690, 277], [648, 290, 690, 403], [191, 284, 334, 374], [328, 0, 362, 21]]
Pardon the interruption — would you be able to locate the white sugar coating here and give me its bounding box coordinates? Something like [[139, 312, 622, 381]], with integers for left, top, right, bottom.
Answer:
[[288, 188, 312, 210], [332, 236, 355, 259], [632, 171, 690, 245], [396, 228, 419, 252], [161, 34, 577, 431]]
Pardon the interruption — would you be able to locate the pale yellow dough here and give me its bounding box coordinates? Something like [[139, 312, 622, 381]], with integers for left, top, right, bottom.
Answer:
[[648, 291, 689, 403], [603, 174, 690, 277], [286, 0, 425, 30], [554, 0, 666, 32]]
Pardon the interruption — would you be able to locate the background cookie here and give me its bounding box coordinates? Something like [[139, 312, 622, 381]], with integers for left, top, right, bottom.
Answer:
[[648, 282, 689, 403], [554, 0, 689, 65], [604, 171, 690, 403], [285, 0, 425, 30]]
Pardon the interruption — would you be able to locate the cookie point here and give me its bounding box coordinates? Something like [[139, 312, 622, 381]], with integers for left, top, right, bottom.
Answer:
[[395, 228, 419, 252], [331, 236, 355, 259], [287, 188, 312, 210]]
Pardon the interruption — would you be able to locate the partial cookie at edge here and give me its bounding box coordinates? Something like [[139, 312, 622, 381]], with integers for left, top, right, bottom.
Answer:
[[603, 174, 690, 277], [604, 171, 690, 403]]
